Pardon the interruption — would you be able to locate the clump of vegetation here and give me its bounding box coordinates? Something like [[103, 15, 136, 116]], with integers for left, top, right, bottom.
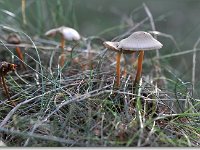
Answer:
[[0, 0, 199, 147]]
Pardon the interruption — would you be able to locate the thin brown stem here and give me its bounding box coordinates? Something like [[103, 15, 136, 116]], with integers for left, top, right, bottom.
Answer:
[[116, 52, 122, 87], [134, 51, 144, 87], [1, 76, 10, 100], [59, 36, 66, 67], [61, 36, 65, 52], [59, 54, 66, 68]]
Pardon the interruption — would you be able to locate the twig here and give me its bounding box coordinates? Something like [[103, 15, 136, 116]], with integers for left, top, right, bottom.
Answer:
[[123, 75, 131, 121], [21, 0, 27, 25], [143, 3, 158, 57], [192, 37, 200, 92], [0, 43, 100, 54], [100, 112, 105, 145], [142, 121, 155, 146], [148, 31, 180, 50], [49, 45, 59, 75], [0, 127, 83, 146], [152, 48, 200, 59], [181, 129, 191, 147], [153, 113, 200, 121], [112, 17, 149, 41], [136, 78, 144, 146], [143, 3, 164, 87]]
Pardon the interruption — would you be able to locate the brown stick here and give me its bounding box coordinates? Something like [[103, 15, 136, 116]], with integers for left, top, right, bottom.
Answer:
[[116, 52, 122, 87], [1, 76, 10, 100], [133, 51, 144, 86]]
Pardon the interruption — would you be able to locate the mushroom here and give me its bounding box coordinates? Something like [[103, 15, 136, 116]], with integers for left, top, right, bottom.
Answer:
[[103, 31, 162, 88], [117, 31, 163, 86], [7, 33, 26, 70], [45, 26, 81, 67], [103, 41, 133, 87], [0, 61, 17, 101]]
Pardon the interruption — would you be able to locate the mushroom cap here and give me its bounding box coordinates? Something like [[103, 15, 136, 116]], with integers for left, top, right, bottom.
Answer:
[[103, 41, 119, 51], [45, 26, 81, 41], [7, 33, 21, 44], [118, 31, 163, 51], [103, 41, 135, 54], [45, 28, 59, 37], [58, 26, 81, 41]]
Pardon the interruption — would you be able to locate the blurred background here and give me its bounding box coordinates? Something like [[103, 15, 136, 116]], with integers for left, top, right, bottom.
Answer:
[[0, 0, 200, 95]]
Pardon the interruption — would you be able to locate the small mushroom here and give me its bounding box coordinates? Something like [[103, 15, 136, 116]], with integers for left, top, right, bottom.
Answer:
[[7, 33, 26, 70], [118, 31, 163, 86], [0, 61, 17, 102], [45, 26, 81, 67]]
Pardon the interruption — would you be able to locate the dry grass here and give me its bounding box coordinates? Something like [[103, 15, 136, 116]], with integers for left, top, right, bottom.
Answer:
[[0, 1, 199, 147], [0, 33, 199, 146]]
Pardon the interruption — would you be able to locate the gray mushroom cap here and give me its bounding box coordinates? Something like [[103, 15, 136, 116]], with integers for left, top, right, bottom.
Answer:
[[118, 31, 163, 51]]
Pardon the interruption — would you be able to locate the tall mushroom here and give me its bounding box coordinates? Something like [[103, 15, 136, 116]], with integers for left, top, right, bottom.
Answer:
[[117, 31, 163, 87], [45, 26, 81, 67], [7, 33, 26, 70], [104, 31, 162, 88]]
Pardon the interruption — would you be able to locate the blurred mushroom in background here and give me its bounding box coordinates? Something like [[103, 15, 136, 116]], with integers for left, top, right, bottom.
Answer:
[[45, 26, 81, 67], [7, 33, 26, 70]]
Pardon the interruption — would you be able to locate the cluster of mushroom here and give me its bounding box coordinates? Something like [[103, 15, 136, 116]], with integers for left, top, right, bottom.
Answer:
[[104, 31, 163, 88], [4, 27, 162, 101], [44, 28, 163, 88]]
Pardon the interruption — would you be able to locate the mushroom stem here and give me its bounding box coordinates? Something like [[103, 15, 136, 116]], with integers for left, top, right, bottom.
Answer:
[[1, 76, 10, 100], [59, 35, 66, 67], [61, 35, 65, 52], [16, 47, 26, 70], [116, 52, 122, 87], [59, 54, 66, 68], [134, 50, 144, 86]]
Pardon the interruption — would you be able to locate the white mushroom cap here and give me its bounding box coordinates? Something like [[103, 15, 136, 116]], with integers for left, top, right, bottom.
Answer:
[[58, 26, 81, 41], [45, 26, 81, 41], [118, 31, 163, 51], [45, 28, 59, 37]]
